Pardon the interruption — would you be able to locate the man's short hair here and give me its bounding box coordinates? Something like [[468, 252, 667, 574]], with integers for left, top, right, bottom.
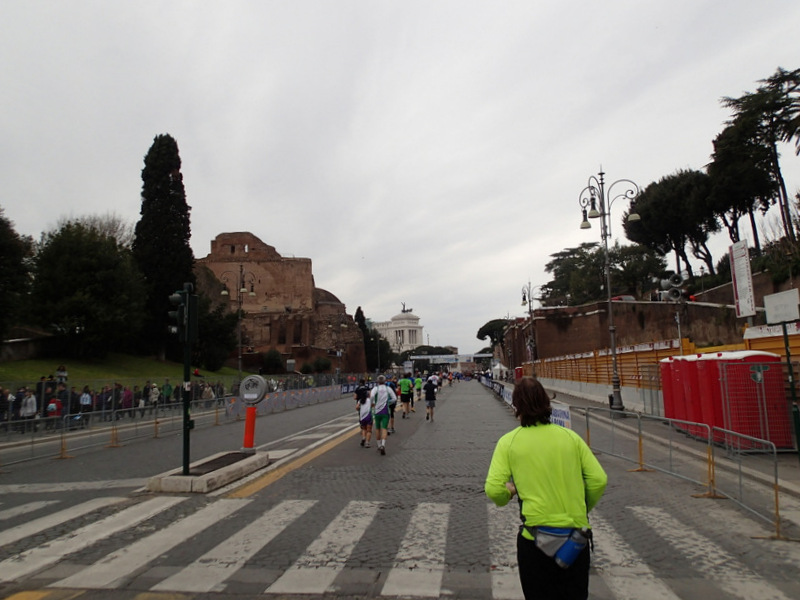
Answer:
[[377, 375, 386, 384]]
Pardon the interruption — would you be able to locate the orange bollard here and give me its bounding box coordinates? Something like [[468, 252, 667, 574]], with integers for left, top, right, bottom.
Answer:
[[241, 405, 257, 453]]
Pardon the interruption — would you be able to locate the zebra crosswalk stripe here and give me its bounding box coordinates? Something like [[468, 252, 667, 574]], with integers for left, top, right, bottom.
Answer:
[[50, 498, 251, 590], [2, 494, 795, 598], [630, 506, 794, 600], [0, 496, 124, 548], [487, 504, 523, 600], [381, 502, 450, 597], [590, 513, 681, 600], [153, 499, 317, 593], [0, 501, 59, 522], [0, 496, 186, 583], [266, 500, 381, 595]]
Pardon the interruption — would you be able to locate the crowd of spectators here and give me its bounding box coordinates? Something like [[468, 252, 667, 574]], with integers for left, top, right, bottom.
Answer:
[[0, 366, 228, 434]]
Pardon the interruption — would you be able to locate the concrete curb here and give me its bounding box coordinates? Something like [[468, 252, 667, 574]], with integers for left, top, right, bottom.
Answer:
[[146, 450, 270, 493]]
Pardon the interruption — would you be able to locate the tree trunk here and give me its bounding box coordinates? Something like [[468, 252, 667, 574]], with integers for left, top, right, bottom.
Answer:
[[747, 207, 761, 254]]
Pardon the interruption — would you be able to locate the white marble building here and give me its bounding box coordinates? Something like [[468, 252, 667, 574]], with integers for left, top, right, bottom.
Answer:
[[374, 307, 424, 354]]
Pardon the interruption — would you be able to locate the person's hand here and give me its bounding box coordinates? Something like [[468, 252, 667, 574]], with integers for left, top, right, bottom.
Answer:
[[505, 481, 517, 497]]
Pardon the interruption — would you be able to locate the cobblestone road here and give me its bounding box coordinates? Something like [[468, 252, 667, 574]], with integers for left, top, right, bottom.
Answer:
[[0, 379, 799, 600]]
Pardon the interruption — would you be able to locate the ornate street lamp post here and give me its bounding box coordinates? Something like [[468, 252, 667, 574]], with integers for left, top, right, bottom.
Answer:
[[578, 169, 640, 411], [370, 336, 381, 374], [220, 264, 257, 383], [521, 281, 540, 362], [328, 321, 347, 381]]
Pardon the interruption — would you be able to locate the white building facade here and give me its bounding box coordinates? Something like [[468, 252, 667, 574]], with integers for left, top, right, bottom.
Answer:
[[374, 311, 424, 354]]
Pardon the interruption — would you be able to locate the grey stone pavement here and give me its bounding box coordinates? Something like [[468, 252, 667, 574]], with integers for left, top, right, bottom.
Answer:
[[1, 379, 799, 599]]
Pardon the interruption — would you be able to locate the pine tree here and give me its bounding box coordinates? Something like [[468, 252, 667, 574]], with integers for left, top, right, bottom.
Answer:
[[132, 134, 195, 357], [0, 207, 33, 341]]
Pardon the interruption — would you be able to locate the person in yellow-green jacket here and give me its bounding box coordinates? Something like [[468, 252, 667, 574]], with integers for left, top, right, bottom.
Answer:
[[485, 378, 607, 600]]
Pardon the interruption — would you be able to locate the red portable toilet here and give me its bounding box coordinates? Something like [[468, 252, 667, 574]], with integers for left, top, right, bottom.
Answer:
[[707, 351, 792, 449], [659, 357, 676, 420], [668, 356, 689, 431], [695, 352, 726, 443], [683, 354, 709, 438]]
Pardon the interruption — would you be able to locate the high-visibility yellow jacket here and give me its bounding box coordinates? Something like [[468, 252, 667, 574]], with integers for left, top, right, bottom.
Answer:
[[485, 424, 607, 540]]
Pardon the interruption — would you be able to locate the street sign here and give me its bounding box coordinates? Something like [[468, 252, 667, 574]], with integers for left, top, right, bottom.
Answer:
[[240, 375, 268, 405], [764, 289, 800, 325]]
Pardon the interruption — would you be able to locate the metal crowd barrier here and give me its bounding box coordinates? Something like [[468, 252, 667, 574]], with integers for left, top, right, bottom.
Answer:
[[583, 407, 787, 540], [0, 384, 350, 467]]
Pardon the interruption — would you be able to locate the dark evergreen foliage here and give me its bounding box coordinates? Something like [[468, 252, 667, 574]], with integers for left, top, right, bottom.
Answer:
[[261, 349, 285, 374], [193, 296, 238, 371], [132, 134, 195, 356], [31, 222, 145, 358], [0, 207, 33, 341]]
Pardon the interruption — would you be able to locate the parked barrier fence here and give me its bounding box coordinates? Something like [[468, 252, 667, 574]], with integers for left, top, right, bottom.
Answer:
[[0, 381, 353, 466], [583, 407, 787, 540]]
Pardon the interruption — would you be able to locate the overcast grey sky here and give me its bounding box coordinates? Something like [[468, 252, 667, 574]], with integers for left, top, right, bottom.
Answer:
[[3, 1, 799, 355]]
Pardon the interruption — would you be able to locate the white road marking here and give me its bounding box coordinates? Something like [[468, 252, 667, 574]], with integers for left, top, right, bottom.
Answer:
[[153, 499, 316, 593], [487, 503, 524, 600], [0, 496, 186, 582], [266, 500, 380, 595], [0, 496, 124, 548], [631, 505, 794, 600], [381, 502, 450, 597], [0, 479, 147, 494], [591, 512, 681, 600], [50, 498, 250, 589], [0, 500, 59, 521]]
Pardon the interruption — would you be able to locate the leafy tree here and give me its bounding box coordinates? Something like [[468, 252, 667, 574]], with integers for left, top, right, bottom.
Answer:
[[57, 213, 135, 248], [722, 67, 800, 242], [0, 207, 33, 341], [707, 116, 777, 254], [31, 221, 145, 358], [541, 243, 604, 305], [477, 319, 509, 349], [312, 356, 332, 373], [261, 349, 285, 374], [132, 134, 195, 358], [624, 170, 716, 277], [354, 306, 368, 338], [369, 330, 393, 373], [612, 244, 667, 298], [193, 297, 238, 371]]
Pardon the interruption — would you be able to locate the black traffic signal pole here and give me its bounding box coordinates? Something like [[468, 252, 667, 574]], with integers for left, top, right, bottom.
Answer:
[[169, 282, 197, 476]]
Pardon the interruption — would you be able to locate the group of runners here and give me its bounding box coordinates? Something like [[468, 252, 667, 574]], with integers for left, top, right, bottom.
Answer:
[[353, 372, 443, 455]]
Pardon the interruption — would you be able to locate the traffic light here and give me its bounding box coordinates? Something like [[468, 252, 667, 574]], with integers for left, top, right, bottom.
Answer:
[[167, 283, 198, 343], [168, 290, 187, 341]]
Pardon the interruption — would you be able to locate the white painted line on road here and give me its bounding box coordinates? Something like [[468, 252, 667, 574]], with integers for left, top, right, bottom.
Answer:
[[381, 502, 450, 598], [487, 503, 524, 600], [264, 448, 295, 460], [0, 501, 58, 521], [154, 499, 316, 593], [591, 512, 680, 600], [0, 479, 148, 494], [266, 500, 381, 595], [0, 496, 124, 548], [209, 421, 358, 497], [631, 505, 794, 600], [0, 495, 186, 582], [50, 498, 250, 590]]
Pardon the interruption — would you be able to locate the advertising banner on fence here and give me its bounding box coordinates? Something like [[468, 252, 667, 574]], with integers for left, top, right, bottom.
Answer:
[[551, 400, 571, 429]]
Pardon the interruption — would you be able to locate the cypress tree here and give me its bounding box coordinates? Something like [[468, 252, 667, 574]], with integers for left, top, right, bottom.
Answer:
[[133, 134, 195, 357]]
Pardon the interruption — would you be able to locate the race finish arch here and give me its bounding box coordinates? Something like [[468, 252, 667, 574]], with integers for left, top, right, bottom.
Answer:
[[409, 353, 493, 363]]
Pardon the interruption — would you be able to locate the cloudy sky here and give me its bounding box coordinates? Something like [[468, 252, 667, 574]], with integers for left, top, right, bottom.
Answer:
[[3, 1, 799, 355]]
